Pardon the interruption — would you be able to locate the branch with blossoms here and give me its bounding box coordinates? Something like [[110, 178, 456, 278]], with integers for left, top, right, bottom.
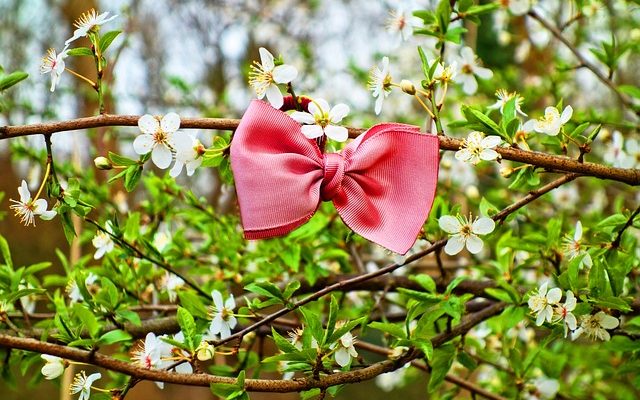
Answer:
[[1, 3, 640, 400]]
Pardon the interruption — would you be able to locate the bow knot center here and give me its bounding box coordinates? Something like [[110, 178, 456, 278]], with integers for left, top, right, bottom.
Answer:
[[321, 152, 345, 201]]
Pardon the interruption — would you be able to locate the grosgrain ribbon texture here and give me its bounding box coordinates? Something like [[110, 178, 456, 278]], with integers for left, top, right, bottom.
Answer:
[[230, 100, 440, 254]]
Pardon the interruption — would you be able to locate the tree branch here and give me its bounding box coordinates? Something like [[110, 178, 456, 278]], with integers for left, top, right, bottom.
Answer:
[[0, 115, 637, 185], [0, 302, 505, 392]]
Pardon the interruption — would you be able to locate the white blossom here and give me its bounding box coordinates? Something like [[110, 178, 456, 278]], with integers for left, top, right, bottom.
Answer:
[[67, 273, 99, 303], [572, 311, 619, 341], [134, 113, 189, 169], [367, 56, 392, 115], [196, 340, 215, 361], [524, 376, 560, 400], [209, 290, 237, 339], [65, 8, 118, 46], [163, 272, 185, 303], [170, 134, 204, 178], [9, 180, 56, 226], [248, 47, 298, 109], [132, 332, 165, 369], [439, 214, 495, 255], [386, 8, 413, 41], [602, 130, 627, 167], [523, 105, 573, 136], [41, 355, 66, 380], [623, 138, 640, 168], [453, 47, 493, 95], [488, 89, 527, 116], [554, 290, 577, 337], [69, 371, 101, 400], [333, 328, 358, 367], [40, 48, 68, 92], [92, 222, 115, 260], [433, 61, 457, 83], [563, 221, 592, 268], [455, 131, 502, 165], [527, 282, 562, 326], [291, 99, 350, 142], [376, 367, 407, 392]]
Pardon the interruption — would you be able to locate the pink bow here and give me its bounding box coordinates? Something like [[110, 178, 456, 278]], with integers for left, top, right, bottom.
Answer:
[[230, 100, 440, 254]]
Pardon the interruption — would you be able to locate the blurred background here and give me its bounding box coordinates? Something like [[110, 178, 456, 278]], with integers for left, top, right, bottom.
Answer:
[[0, 0, 638, 398]]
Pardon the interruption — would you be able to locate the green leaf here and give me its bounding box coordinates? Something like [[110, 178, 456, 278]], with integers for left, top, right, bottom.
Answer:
[[0, 234, 13, 269], [99, 329, 132, 345], [124, 165, 143, 192], [369, 321, 407, 339], [66, 47, 94, 57], [465, 3, 499, 16], [299, 307, 323, 344], [99, 30, 122, 52], [0, 71, 28, 91], [461, 105, 506, 139], [445, 276, 467, 295], [329, 317, 366, 344], [73, 304, 100, 338], [323, 295, 339, 346], [417, 46, 431, 80], [282, 281, 300, 300], [619, 84, 640, 99], [412, 274, 436, 293], [177, 307, 197, 351], [245, 282, 284, 301], [271, 327, 299, 353], [428, 344, 456, 392], [108, 151, 138, 166]]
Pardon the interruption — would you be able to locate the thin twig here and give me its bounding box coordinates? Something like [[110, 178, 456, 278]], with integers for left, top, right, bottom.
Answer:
[[0, 115, 638, 185], [527, 10, 639, 117]]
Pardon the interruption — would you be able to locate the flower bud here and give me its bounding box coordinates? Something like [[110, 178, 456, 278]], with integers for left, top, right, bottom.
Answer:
[[196, 341, 215, 361], [465, 185, 480, 199], [500, 167, 514, 178], [400, 79, 416, 95], [94, 156, 113, 170]]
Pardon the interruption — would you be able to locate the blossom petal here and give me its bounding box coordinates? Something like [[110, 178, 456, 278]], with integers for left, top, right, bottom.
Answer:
[[265, 84, 284, 109], [138, 114, 159, 134], [455, 148, 472, 162], [597, 313, 619, 329], [444, 235, 465, 255], [170, 161, 185, 178], [439, 216, 462, 233], [560, 105, 573, 124], [574, 221, 583, 241], [151, 145, 173, 169], [39, 210, 57, 221], [474, 66, 493, 80], [211, 290, 224, 309], [313, 99, 330, 115], [225, 295, 236, 310], [522, 119, 536, 132], [546, 287, 562, 304], [258, 47, 275, 71], [335, 347, 351, 367], [465, 234, 484, 254], [460, 46, 476, 64], [290, 111, 316, 125], [479, 148, 499, 161], [324, 125, 348, 142], [329, 104, 350, 123], [85, 372, 102, 387], [32, 198, 49, 214], [374, 95, 384, 115], [301, 125, 324, 139], [461, 75, 478, 95], [472, 217, 495, 235], [481, 135, 502, 148], [133, 134, 155, 155], [18, 180, 31, 203], [161, 112, 181, 133], [272, 65, 298, 84]]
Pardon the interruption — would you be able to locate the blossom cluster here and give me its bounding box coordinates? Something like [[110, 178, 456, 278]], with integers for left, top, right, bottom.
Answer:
[[40, 9, 118, 92], [527, 282, 620, 341]]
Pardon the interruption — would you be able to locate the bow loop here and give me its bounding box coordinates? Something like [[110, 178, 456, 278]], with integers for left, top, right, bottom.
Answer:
[[230, 100, 440, 254], [321, 153, 345, 201]]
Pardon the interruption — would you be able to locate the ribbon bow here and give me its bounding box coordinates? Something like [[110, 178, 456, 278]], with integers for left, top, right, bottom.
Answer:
[[230, 100, 440, 254]]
